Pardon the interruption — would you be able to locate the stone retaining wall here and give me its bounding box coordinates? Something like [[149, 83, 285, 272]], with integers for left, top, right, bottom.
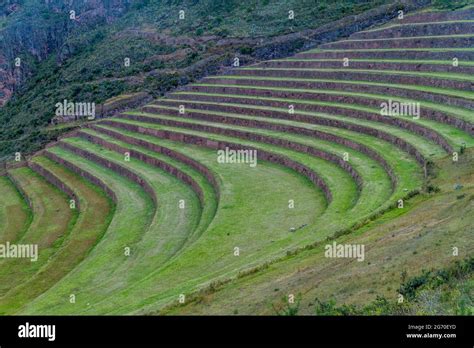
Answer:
[[350, 22, 474, 40], [147, 100, 429, 167], [182, 85, 469, 141], [154, 99, 454, 155], [398, 8, 474, 24], [76, 130, 206, 205], [101, 119, 333, 204], [6, 170, 32, 210], [88, 124, 221, 202], [320, 36, 474, 50], [295, 50, 474, 61], [256, 57, 474, 78], [141, 106, 403, 189], [27, 160, 81, 211], [45, 150, 116, 204], [131, 111, 366, 192], [57, 141, 157, 208], [229, 69, 474, 110], [206, 75, 473, 100]]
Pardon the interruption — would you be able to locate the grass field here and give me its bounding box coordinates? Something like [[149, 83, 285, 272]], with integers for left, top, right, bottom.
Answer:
[[0, 176, 31, 245], [0, 157, 114, 313], [161, 148, 474, 315], [0, 4, 472, 315], [0, 167, 75, 309]]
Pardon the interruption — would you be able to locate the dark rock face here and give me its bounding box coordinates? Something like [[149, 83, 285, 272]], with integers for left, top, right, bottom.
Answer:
[[0, 0, 432, 107], [0, 0, 135, 106]]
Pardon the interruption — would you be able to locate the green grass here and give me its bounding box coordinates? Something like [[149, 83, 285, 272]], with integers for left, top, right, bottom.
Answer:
[[0, 167, 75, 304], [109, 112, 420, 252], [211, 74, 474, 97], [113, 110, 424, 194], [22, 131, 326, 314], [188, 85, 474, 149], [159, 97, 449, 158], [358, 19, 474, 33], [151, 97, 426, 189], [18, 146, 155, 314], [0, 0, 387, 160], [237, 68, 474, 99], [356, 20, 474, 33], [274, 58, 474, 66], [113, 114, 359, 212], [335, 33, 474, 42], [138, 109, 398, 216], [306, 48, 474, 53], [0, 156, 114, 313], [163, 148, 474, 315], [0, 176, 32, 245], [78, 127, 219, 249], [62, 135, 203, 272], [4, 4, 473, 315]]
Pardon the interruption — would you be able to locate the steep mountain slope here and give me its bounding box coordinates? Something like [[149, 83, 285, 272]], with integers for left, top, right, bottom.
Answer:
[[0, 2, 472, 315], [1, 0, 427, 161]]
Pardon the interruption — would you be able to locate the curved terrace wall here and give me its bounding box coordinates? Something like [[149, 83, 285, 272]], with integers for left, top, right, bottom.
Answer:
[[155, 97, 430, 167], [27, 160, 81, 211], [139, 106, 399, 190], [76, 130, 207, 205], [57, 141, 157, 208], [183, 85, 465, 145], [168, 93, 474, 137], [88, 124, 221, 203], [100, 119, 334, 204]]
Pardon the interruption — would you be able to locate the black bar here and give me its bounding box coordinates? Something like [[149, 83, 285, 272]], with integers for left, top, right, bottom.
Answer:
[[0, 316, 472, 346]]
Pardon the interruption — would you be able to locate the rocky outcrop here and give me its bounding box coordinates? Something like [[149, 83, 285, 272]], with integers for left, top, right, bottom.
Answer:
[[0, 0, 135, 106]]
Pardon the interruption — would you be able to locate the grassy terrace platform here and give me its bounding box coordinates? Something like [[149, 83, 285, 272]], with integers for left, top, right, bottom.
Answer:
[[270, 58, 474, 66], [115, 109, 424, 195], [19, 147, 154, 314], [62, 135, 202, 269], [117, 111, 395, 216], [182, 85, 473, 146], [0, 157, 113, 313], [107, 115, 405, 224], [204, 75, 474, 105], [167, 92, 460, 157], [23, 129, 325, 314], [295, 49, 474, 60], [239, 67, 474, 82], [306, 48, 474, 53], [141, 100, 426, 199], [78, 126, 219, 248], [0, 167, 75, 309], [162, 149, 474, 315], [4, 5, 472, 315], [67, 125, 422, 313], [0, 176, 31, 245], [349, 21, 474, 39], [231, 68, 474, 100], [110, 115, 355, 201], [319, 34, 474, 50], [189, 82, 474, 122]]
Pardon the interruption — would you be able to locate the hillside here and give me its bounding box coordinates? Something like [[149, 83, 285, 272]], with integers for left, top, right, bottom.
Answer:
[[0, 1, 473, 316], [1, 0, 423, 161]]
